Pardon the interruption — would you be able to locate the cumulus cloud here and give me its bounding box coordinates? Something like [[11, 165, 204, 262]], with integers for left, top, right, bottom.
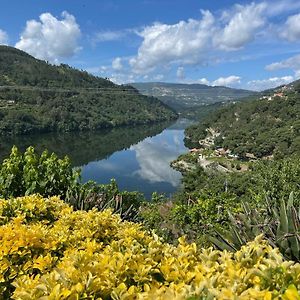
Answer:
[[265, 54, 300, 78], [112, 57, 123, 71], [247, 76, 294, 91], [197, 78, 210, 85], [129, 10, 215, 73], [212, 75, 241, 86], [266, 0, 300, 16], [176, 67, 185, 80], [132, 139, 182, 187], [15, 11, 81, 63], [185, 75, 241, 87], [214, 3, 266, 51], [129, 2, 270, 74], [266, 54, 300, 71], [0, 29, 8, 45], [280, 13, 300, 42], [153, 74, 164, 81]]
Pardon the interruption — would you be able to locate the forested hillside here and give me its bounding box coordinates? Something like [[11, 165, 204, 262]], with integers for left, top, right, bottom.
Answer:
[[185, 82, 300, 159], [0, 46, 176, 135]]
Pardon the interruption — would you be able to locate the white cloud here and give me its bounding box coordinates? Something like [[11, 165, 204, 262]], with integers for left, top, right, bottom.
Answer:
[[176, 66, 185, 80], [93, 30, 127, 42], [129, 10, 215, 73], [212, 75, 241, 86], [265, 0, 300, 16], [247, 76, 294, 91], [184, 75, 241, 87], [112, 57, 123, 71], [84, 65, 109, 75], [266, 54, 300, 71], [109, 73, 138, 84], [280, 13, 300, 42], [153, 74, 164, 81], [15, 11, 81, 63], [132, 140, 182, 187], [0, 29, 8, 45], [265, 54, 300, 79], [214, 3, 266, 51], [197, 78, 210, 85], [128, 2, 271, 74]]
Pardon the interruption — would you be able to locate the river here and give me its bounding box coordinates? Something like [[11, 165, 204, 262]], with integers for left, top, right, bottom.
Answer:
[[0, 118, 193, 198]]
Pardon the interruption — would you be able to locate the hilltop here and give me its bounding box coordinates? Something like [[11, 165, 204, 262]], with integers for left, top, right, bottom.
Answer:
[[0, 46, 176, 135], [130, 82, 257, 112], [184, 80, 300, 159]]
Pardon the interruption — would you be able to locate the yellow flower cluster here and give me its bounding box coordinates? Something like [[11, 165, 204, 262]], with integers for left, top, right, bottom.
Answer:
[[1, 195, 300, 299]]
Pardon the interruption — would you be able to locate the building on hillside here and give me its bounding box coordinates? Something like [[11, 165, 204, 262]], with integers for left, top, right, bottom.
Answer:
[[245, 152, 257, 160]]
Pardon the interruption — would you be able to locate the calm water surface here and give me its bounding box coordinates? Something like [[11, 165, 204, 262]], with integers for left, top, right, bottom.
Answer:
[[0, 119, 192, 198]]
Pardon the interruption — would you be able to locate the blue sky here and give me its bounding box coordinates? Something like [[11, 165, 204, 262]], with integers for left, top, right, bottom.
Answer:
[[1, 0, 300, 90]]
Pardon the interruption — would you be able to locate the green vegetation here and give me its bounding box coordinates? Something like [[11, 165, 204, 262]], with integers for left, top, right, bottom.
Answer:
[[141, 155, 300, 246], [0, 146, 144, 219], [0, 46, 176, 135], [185, 83, 300, 158]]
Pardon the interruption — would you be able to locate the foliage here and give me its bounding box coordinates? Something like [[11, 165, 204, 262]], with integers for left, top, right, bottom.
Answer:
[[0, 46, 176, 135], [0, 146, 146, 220], [185, 88, 300, 158], [153, 154, 300, 246], [170, 192, 240, 242], [0, 145, 79, 199], [1, 195, 300, 299], [140, 190, 240, 246], [249, 156, 300, 204], [211, 192, 300, 262], [174, 155, 300, 210]]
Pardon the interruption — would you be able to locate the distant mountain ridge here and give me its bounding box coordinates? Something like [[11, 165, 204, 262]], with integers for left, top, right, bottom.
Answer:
[[130, 82, 257, 111], [0, 46, 176, 135]]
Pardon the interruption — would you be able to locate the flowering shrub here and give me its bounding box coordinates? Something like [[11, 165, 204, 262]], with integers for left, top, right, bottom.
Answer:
[[1, 195, 300, 299]]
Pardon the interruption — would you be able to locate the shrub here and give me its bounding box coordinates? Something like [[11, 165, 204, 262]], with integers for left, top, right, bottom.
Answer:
[[0, 146, 79, 199], [2, 195, 300, 299], [0, 146, 145, 220]]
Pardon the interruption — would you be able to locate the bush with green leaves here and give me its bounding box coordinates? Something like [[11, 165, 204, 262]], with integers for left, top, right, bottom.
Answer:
[[140, 191, 241, 246], [0, 146, 79, 199], [0, 146, 145, 220]]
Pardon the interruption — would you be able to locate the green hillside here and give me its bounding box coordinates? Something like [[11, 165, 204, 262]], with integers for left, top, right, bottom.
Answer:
[[0, 46, 177, 135], [130, 82, 257, 111], [185, 82, 300, 159]]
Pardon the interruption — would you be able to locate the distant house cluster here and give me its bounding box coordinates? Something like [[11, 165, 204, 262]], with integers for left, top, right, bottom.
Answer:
[[260, 85, 293, 101]]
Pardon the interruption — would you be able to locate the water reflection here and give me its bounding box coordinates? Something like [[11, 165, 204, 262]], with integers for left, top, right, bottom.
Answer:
[[80, 123, 188, 198], [0, 121, 172, 166], [0, 119, 190, 198], [132, 130, 185, 187]]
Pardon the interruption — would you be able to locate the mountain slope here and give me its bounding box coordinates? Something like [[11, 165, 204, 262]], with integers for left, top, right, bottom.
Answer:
[[130, 82, 257, 111], [0, 46, 177, 135], [185, 82, 300, 159]]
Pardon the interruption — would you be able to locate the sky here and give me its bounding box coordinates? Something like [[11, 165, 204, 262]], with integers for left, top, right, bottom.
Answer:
[[1, 0, 300, 91]]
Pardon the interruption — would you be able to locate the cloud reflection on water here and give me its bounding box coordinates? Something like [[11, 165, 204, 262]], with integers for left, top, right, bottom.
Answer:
[[131, 130, 186, 187]]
